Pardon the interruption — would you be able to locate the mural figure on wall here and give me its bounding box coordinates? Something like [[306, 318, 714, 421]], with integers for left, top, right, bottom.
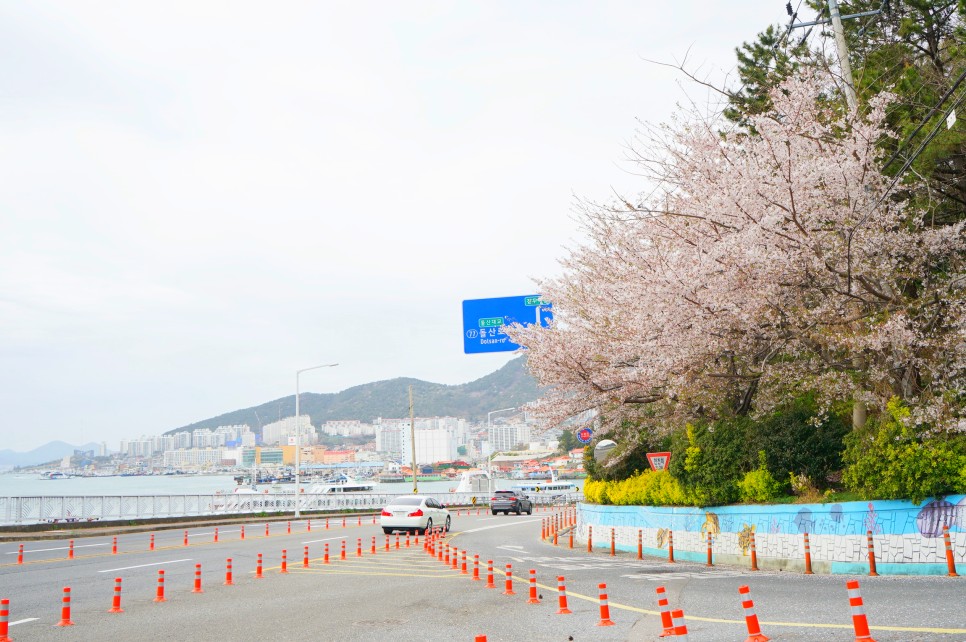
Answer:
[[656, 528, 668, 549], [794, 508, 814, 533], [701, 511, 720, 538], [916, 499, 957, 538], [737, 523, 756, 556], [830, 504, 843, 523], [865, 503, 883, 535]]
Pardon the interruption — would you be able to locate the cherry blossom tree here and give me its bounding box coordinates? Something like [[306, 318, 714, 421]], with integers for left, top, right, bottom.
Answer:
[[507, 70, 965, 444]]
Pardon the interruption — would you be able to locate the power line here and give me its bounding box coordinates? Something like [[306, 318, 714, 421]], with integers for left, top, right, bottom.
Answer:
[[879, 81, 965, 203], [883, 67, 966, 172], [850, 76, 965, 242]]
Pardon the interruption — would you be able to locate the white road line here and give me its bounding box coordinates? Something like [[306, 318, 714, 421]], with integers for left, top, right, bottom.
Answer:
[[10, 618, 39, 626], [98, 558, 192, 573], [8, 543, 109, 554], [459, 519, 541, 534], [303, 536, 355, 544]]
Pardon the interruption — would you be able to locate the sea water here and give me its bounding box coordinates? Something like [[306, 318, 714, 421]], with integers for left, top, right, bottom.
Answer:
[[0, 473, 514, 498]]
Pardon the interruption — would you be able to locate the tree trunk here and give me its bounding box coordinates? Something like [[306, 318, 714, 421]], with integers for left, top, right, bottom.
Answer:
[[852, 398, 867, 430]]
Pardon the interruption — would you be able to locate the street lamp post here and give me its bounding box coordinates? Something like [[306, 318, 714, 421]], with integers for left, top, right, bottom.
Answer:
[[486, 407, 516, 495], [294, 363, 338, 518]]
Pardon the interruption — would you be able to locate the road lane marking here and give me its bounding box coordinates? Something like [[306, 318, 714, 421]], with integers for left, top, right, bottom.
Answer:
[[10, 618, 39, 626], [621, 571, 751, 580], [302, 536, 352, 544], [496, 575, 966, 635], [447, 528, 966, 635], [98, 559, 192, 573], [194, 529, 239, 536], [451, 520, 541, 535], [8, 542, 109, 554], [295, 569, 463, 578]]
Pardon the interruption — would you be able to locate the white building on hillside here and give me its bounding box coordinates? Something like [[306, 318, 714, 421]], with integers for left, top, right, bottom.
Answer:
[[261, 416, 314, 445], [163, 448, 225, 468], [488, 422, 531, 452], [375, 416, 461, 464]]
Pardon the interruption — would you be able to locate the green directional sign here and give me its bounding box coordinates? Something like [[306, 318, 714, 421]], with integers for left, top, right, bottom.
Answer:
[[479, 317, 504, 328]]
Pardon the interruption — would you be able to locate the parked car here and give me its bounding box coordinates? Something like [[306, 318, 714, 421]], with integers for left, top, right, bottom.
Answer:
[[380, 495, 451, 534], [490, 490, 533, 515]]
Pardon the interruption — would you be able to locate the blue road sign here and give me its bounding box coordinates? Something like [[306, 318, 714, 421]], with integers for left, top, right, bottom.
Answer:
[[462, 294, 553, 354]]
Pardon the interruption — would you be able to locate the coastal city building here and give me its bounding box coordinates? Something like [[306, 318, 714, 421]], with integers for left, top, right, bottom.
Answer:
[[262, 416, 315, 446], [488, 422, 531, 452], [90, 412, 562, 475], [322, 420, 375, 437], [162, 448, 226, 468]]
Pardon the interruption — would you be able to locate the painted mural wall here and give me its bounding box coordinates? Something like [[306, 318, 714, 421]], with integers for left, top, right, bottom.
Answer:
[[576, 495, 965, 575]]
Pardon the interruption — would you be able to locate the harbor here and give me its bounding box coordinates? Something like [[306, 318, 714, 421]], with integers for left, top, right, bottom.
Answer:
[[0, 471, 583, 526]]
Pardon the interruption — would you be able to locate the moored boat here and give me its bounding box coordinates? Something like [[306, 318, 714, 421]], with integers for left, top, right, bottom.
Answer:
[[451, 470, 491, 493]]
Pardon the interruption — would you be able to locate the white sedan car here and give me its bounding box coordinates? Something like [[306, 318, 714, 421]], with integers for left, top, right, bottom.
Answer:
[[380, 495, 451, 535]]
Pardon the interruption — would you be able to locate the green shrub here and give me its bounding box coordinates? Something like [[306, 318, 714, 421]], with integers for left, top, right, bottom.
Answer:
[[755, 394, 849, 490], [737, 451, 783, 503], [669, 418, 752, 505], [842, 398, 966, 503]]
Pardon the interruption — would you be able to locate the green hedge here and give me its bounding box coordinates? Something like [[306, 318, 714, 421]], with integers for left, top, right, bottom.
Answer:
[[842, 398, 966, 503], [582, 396, 964, 507]]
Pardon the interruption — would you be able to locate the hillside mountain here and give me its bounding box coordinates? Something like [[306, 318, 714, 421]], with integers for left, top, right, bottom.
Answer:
[[166, 356, 543, 438], [0, 441, 102, 467]]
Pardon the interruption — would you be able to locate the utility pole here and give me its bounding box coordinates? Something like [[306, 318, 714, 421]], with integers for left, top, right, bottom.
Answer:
[[789, 0, 888, 112], [828, 0, 857, 111]]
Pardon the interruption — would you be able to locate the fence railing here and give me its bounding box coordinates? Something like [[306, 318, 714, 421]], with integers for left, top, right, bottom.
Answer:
[[0, 491, 582, 526]]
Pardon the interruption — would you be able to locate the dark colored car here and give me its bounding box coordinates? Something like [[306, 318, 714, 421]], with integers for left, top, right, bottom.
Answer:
[[490, 490, 533, 515]]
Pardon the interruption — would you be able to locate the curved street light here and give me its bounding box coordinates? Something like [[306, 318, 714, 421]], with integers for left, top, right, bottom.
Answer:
[[295, 363, 338, 518]]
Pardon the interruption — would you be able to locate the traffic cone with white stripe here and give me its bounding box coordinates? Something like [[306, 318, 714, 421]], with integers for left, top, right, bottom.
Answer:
[[0, 598, 11, 642], [738, 585, 769, 642], [655, 586, 675, 637], [846, 580, 877, 641], [670, 609, 688, 639], [596, 583, 615, 626], [527, 569, 540, 604], [555, 576, 572, 614]]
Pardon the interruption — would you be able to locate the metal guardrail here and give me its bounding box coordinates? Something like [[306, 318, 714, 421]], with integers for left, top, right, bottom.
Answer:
[[0, 491, 582, 526]]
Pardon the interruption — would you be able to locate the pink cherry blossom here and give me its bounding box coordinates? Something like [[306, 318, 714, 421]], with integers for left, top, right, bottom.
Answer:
[[507, 70, 965, 442]]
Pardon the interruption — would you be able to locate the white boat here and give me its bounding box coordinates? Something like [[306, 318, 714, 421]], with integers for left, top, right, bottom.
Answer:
[[212, 474, 376, 512], [306, 475, 375, 494], [509, 469, 578, 497], [510, 480, 579, 496], [451, 470, 491, 493]]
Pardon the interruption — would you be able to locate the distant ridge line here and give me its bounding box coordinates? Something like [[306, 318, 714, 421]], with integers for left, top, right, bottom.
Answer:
[[165, 356, 541, 438]]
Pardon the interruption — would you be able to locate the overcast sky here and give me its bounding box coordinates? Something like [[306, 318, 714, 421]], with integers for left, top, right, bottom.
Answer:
[[1, 1, 797, 452]]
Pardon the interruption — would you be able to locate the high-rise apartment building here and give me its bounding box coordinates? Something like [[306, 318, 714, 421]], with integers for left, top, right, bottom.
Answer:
[[488, 422, 531, 453]]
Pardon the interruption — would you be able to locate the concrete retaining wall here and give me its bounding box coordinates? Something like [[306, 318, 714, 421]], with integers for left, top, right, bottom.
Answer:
[[576, 495, 966, 575]]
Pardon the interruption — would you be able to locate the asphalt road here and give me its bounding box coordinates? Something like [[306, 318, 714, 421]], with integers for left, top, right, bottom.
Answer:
[[1, 509, 964, 641]]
